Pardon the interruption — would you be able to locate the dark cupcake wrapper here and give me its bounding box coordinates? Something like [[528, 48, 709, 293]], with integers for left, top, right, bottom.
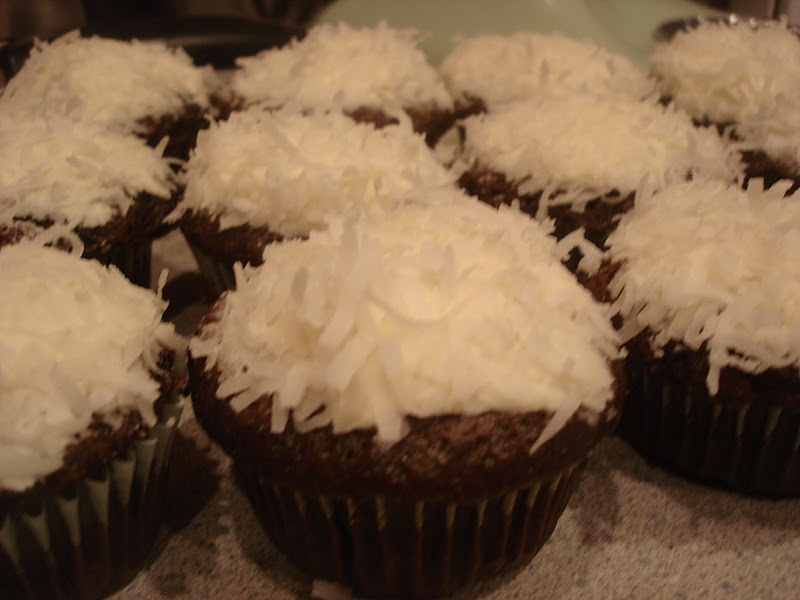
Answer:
[[94, 242, 154, 290], [185, 240, 237, 298], [0, 400, 184, 600], [236, 459, 581, 599], [619, 369, 800, 496]]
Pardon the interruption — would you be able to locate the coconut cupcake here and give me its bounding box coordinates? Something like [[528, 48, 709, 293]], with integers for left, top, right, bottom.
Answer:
[[188, 200, 624, 598], [0, 110, 179, 287], [0, 242, 185, 600], [650, 18, 800, 189], [171, 104, 460, 294], [0, 31, 218, 160], [455, 93, 744, 271], [603, 177, 800, 495], [439, 31, 656, 111], [229, 21, 459, 145]]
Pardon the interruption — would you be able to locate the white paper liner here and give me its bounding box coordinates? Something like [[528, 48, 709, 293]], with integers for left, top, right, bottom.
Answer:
[[0, 399, 184, 600]]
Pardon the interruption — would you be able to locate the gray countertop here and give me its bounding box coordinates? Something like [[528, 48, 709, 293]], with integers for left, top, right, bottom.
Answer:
[[108, 231, 800, 600], [111, 419, 800, 600]]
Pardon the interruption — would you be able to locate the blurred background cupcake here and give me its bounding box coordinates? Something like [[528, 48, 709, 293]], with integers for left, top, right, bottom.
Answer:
[[0, 110, 179, 287], [229, 21, 458, 145], [453, 92, 744, 275], [0, 31, 220, 160], [170, 104, 460, 295], [650, 17, 800, 190]]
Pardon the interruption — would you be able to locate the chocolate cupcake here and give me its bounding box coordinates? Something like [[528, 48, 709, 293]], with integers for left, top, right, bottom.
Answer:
[[171, 104, 460, 294], [439, 31, 656, 111], [229, 21, 458, 145], [0, 31, 219, 160], [603, 177, 800, 495], [650, 18, 800, 190], [188, 200, 624, 598], [0, 111, 179, 287], [0, 242, 185, 600], [454, 93, 744, 272]]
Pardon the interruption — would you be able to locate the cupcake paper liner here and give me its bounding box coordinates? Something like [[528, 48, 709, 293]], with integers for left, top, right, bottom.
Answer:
[[100, 242, 154, 289], [0, 400, 184, 600], [236, 460, 581, 599], [619, 368, 800, 496]]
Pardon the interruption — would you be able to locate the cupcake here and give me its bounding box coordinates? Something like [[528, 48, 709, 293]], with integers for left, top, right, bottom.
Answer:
[[0, 241, 185, 600], [0, 30, 219, 160], [455, 93, 744, 271], [171, 104, 460, 294], [603, 177, 800, 495], [439, 31, 656, 111], [229, 21, 459, 145], [188, 200, 624, 598], [0, 110, 179, 287], [650, 18, 800, 189]]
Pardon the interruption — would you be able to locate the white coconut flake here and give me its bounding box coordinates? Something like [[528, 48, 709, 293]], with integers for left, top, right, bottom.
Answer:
[[0, 243, 182, 492], [440, 31, 656, 108], [0, 30, 215, 133], [606, 177, 800, 393], [232, 21, 453, 113], [650, 19, 800, 167], [172, 105, 460, 237], [0, 111, 175, 228], [190, 200, 621, 445], [459, 94, 744, 200]]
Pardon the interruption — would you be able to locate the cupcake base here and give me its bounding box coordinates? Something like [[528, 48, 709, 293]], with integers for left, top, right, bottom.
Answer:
[[0, 401, 183, 600], [236, 460, 580, 599], [619, 361, 800, 497]]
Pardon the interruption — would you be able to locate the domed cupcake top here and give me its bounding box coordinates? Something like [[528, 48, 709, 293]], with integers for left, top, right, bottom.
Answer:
[[458, 94, 744, 201], [231, 21, 454, 113], [0, 243, 182, 491], [190, 200, 621, 445], [605, 178, 800, 394], [173, 105, 458, 237], [650, 20, 800, 167], [0, 112, 175, 228], [0, 31, 215, 132], [439, 31, 656, 108]]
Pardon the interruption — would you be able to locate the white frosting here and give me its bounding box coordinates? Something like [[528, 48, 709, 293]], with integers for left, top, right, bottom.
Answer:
[[173, 105, 458, 237], [231, 21, 453, 114], [458, 95, 744, 202], [439, 32, 656, 109], [650, 20, 800, 167], [190, 200, 621, 445], [0, 30, 215, 133], [606, 177, 800, 394], [0, 111, 175, 228], [0, 243, 182, 492]]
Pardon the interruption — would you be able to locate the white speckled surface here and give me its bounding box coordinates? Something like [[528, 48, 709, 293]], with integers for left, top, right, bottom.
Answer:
[[105, 230, 800, 600]]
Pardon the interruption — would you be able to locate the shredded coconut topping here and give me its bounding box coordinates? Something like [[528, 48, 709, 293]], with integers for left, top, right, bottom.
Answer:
[[0, 112, 175, 228], [0, 30, 215, 133], [650, 20, 800, 167], [606, 177, 800, 394], [173, 105, 459, 237], [190, 201, 621, 445], [231, 21, 453, 113], [439, 31, 656, 108], [458, 95, 744, 199], [0, 243, 182, 492]]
